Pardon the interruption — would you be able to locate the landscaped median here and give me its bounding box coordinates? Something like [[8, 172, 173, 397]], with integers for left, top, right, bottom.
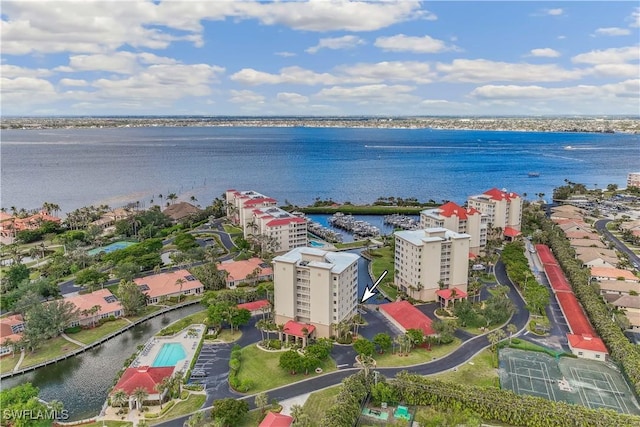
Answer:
[[366, 246, 397, 300], [235, 344, 337, 393], [145, 393, 206, 425], [374, 338, 462, 368]]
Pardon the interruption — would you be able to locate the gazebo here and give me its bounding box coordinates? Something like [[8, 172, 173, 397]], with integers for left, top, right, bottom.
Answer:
[[281, 320, 315, 348], [436, 287, 468, 308]]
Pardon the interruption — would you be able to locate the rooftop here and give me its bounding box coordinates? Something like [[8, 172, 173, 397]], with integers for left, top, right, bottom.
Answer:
[[218, 257, 273, 282], [567, 334, 608, 354], [237, 299, 270, 312], [555, 292, 596, 336], [64, 289, 123, 318], [273, 247, 358, 274], [111, 366, 175, 395], [134, 269, 204, 299], [259, 412, 293, 427], [282, 320, 315, 337], [395, 227, 470, 246], [380, 300, 435, 336], [590, 267, 639, 282]]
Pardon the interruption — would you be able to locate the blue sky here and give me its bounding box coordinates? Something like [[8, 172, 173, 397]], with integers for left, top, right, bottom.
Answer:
[[1, 1, 639, 116]]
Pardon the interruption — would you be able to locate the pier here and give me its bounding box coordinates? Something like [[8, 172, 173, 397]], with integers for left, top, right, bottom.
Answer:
[[383, 214, 419, 230], [328, 213, 381, 239]]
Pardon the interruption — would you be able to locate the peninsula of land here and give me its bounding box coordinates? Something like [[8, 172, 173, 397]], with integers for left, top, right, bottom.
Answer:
[[3, 116, 640, 133]]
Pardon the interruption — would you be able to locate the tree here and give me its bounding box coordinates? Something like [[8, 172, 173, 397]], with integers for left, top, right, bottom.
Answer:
[[155, 376, 172, 409], [111, 389, 128, 408], [290, 404, 304, 423], [352, 338, 375, 357], [185, 411, 204, 427], [279, 350, 304, 374], [210, 398, 249, 427], [25, 298, 79, 338], [506, 323, 518, 344], [75, 268, 109, 290], [131, 386, 148, 410], [487, 328, 506, 352], [228, 307, 251, 331], [373, 332, 393, 354], [117, 279, 147, 316], [431, 320, 456, 344], [175, 278, 186, 302], [405, 328, 425, 348], [255, 392, 269, 415]]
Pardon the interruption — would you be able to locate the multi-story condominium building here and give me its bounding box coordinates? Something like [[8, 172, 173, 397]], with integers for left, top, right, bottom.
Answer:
[[394, 228, 470, 302], [420, 201, 487, 254], [467, 188, 522, 239], [249, 206, 308, 252], [225, 189, 277, 230], [273, 247, 359, 338], [628, 172, 640, 189]]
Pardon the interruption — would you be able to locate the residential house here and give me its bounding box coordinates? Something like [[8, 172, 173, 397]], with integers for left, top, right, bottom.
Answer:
[[611, 295, 640, 331], [134, 269, 204, 304], [64, 289, 124, 327], [217, 258, 273, 288], [0, 315, 25, 356], [162, 202, 202, 223]]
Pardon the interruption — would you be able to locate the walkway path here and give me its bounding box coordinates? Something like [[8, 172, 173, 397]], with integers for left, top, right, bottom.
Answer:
[[12, 350, 25, 372], [61, 332, 85, 347], [156, 259, 531, 427]]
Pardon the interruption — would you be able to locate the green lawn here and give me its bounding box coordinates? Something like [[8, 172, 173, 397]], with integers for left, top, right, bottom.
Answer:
[[334, 240, 368, 249], [69, 319, 131, 345], [368, 246, 397, 300], [126, 304, 163, 322], [303, 386, 341, 426], [157, 310, 208, 336], [237, 344, 337, 392], [153, 394, 206, 424], [217, 329, 243, 342], [375, 338, 461, 368], [223, 224, 243, 234], [431, 349, 498, 388], [0, 354, 22, 374], [20, 336, 81, 368]]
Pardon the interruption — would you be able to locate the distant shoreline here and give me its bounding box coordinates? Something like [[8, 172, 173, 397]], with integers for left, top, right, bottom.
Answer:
[[2, 116, 639, 134]]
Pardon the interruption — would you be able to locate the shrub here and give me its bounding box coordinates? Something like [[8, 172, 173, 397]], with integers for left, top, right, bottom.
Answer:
[[268, 339, 282, 349], [64, 326, 82, 334]]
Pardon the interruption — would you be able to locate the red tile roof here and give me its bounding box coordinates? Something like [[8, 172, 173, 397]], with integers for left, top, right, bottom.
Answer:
[[266, 217, 306, 227], [543, 264, 572, 293], [134, 269, 204, 299], [535, 244, 556, 265], [111, 366, 174, 395], [503, 227, 521, 238], [0, 315, 24, 344], [555, 292, 595, 336], [237, 299, 270, 312], [243, 198, 277, 206], [283, 320, 315, 337], [590, 267, 639, 282], [380, 301, 435, 335], [484, 188, 519, 201], [436, 287, 468, 300], [567, 334, 608, 354], [259, 412, 293, 427], [218, 258, 273, 283], [64, 289, 123, 319], [439, 202, 468, 220]]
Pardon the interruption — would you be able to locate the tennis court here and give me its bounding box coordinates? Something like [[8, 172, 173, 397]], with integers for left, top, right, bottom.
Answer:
[[499, 348, 640, 415]]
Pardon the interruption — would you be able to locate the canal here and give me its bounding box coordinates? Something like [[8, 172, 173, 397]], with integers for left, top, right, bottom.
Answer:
[[1, 304, 203, 421]]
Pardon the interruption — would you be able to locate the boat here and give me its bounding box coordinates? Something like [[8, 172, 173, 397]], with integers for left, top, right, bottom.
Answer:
[[528, 172, 540, 177], [564, 145, 574, 150]]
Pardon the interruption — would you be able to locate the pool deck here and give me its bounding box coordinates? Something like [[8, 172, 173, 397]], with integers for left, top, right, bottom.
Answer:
[[131, 324, 205, 374]]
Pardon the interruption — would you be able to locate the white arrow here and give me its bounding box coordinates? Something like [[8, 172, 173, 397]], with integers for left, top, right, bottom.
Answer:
[[361, 269, 388, 303]]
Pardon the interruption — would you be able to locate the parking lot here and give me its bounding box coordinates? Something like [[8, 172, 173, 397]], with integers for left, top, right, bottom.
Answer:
[[188, 342, 237, 402]]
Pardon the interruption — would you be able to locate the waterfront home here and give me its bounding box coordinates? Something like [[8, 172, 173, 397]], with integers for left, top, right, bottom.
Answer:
[[0, 211, 61, 239], [467, 188, 522, 238], [273, 247, 359, 339], [90, 208, 134, 230], [218, 257, 273, 288], [420, 201, 487, 255], [0, 314, 25, 356], [64, 289, 123, 327], [111, 366, 174, 409], [162, 202, 201, 223], [394, 228, 470, 302], [134, 269, 204, 304]]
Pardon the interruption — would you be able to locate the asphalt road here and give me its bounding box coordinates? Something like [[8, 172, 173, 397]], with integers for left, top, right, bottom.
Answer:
[[156, 259, 530, 427], [594, 218, 640, 268]]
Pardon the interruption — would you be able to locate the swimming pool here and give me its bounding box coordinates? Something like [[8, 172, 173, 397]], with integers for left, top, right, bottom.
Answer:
[[87, 241, 135, 256], [309, 240, 325, 248], [152, 343, 187, 367]]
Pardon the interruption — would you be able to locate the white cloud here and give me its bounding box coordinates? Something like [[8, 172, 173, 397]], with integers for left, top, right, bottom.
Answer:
[[232, 61, 434, 86], [594, 27, 631, 37], [275, 51, 296, 57], [571, 46, 640, 64], [276, 92, 309, 104], [55, 52, 181, 74], [0, 64, 51, 78], [528, 48, 561, 58], [419, 99, 473, 113], [374, 34, 455, 54], [1, 76, 57, 105], [59, 78, 89, 87], [437, 59, 584, 83], [306, 35, 365, 54], [470, 79, 639, 100], [629, 7, 640, 28], [590, 63, 640, 78], [1, 1, 426, 55], [314, 84, 418, 104], [546, 8, 564, 16], [228, 89, 265, 105]]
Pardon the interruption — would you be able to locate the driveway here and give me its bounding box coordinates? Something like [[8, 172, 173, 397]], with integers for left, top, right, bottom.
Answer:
[[595, 219, 640, 269]]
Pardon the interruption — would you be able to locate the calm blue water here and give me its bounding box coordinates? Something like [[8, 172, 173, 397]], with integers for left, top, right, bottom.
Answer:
[[1, 127, 638, 214], [152, 342, 187, 367]]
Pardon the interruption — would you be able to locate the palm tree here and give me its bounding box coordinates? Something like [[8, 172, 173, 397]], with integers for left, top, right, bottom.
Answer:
[[175, 278, 186, 302], [132, 386, 149, 410], [48, 400, 64, 419], [155, 376, 172, 408], [507, 323, 518, 344], [487, 329, 506, 353], [111, 389, 128, 408], [167, 193, 178, 204], [290, 404, 304, 423]]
